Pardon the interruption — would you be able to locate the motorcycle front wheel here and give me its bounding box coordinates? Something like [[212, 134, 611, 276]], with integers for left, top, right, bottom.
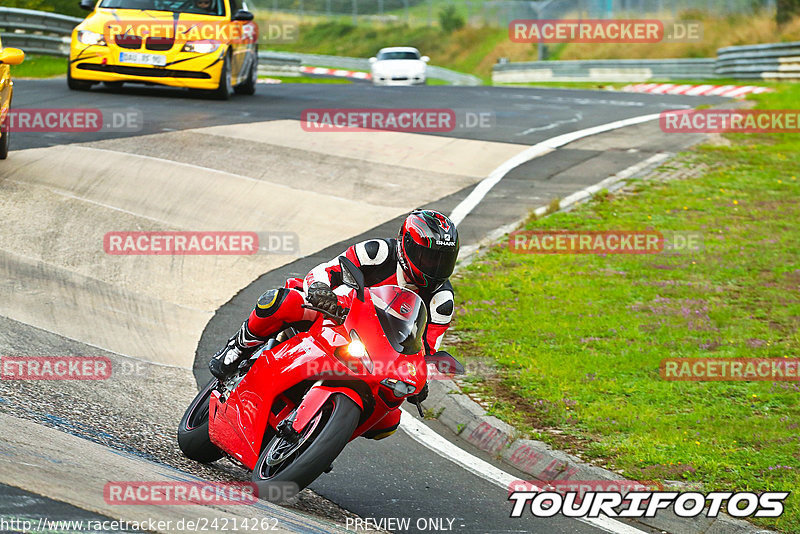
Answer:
[[177, 378, 224, 463], [251, 393, 360, 500]]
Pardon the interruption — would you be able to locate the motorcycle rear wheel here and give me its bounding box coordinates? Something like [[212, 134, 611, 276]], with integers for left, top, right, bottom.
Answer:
[[251, 393, 360, 500], [177, 378, 225, 463]]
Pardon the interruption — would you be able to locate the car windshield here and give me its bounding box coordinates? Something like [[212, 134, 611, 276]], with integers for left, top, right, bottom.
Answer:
[[378, 51, 420, 61], [99, 0, 225, 16], [369, 285, 427, 355]]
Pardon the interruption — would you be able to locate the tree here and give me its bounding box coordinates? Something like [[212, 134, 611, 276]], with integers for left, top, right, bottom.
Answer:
[[438, 5, 464, 33], [777, 0, 800, 24], [4, 0, 85, 17]]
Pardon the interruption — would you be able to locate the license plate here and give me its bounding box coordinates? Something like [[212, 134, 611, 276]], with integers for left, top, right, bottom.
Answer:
[[119, 52, 166, 67]]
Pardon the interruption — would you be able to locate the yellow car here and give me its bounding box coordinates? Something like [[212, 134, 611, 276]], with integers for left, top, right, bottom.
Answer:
[[69, 0, 259, 99], [0, 37, 25, 160]]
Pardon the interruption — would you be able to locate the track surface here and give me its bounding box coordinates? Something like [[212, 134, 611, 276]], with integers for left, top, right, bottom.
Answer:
[[12, 78, 717, 148], [3, 78, 722, 533]]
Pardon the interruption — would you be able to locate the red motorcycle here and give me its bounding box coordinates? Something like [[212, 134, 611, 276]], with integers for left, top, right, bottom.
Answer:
[[178, 257, 464, 499]]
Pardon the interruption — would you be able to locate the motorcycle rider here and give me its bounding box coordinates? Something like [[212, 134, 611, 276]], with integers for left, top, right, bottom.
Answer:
[[209, 209, 459, 438]]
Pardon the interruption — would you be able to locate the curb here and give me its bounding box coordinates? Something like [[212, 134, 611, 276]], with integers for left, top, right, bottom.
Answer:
[[427, 151, 776, 534], [300, 66, 372, 80]]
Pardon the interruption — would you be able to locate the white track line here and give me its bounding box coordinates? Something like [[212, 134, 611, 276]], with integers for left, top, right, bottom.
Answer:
[[449, 112, 661, 226], [400, 112, 675, 533], [400, 412, 649, 534]]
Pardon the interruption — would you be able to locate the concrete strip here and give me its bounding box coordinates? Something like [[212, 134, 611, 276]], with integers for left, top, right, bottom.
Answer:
[[193, 120, 528, 178], [0, 248, 212, 368], [0, 145, 410, 366], [0, 413, 346, 534], [80, 130, 477, 209]]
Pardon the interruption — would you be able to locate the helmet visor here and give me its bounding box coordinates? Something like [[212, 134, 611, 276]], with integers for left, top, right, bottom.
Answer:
[[403, 234, 458, 283]]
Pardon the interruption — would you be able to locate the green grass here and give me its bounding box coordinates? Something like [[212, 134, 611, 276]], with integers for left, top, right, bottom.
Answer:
[[262, 20, 502, 81], [449, 83, 800, 532], [11, 54, 67, 79]]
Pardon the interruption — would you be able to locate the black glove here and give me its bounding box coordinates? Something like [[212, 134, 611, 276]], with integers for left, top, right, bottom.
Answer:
[[407, 383, 429, 405], [306, 282, 339, 314]]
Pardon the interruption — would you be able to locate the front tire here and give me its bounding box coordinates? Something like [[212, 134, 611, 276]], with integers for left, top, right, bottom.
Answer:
[[0, 122, 9, 160], [251, 393, 360, 499], [234, 57, 257, 96], [210, 56, 233, 100], [67, 67, 93, 91], [177, 378, 224, 463]]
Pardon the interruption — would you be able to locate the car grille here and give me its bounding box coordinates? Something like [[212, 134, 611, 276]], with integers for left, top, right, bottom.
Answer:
[[146, 37, 174, 51], [77, 63, 211, 79], [115, 35, 142, 49], [391, 76, 409, 81]]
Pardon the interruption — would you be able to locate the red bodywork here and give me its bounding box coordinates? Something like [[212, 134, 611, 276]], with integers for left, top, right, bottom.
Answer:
[[207, 279, 428, 470]]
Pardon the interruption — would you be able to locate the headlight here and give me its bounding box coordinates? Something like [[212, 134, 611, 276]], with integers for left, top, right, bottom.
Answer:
[[381, 378, 417, 398], [333, 331, 374, 374], [347, 340, 366, 358], [182, 40, 220, 54], [77, 30, 106, 46]]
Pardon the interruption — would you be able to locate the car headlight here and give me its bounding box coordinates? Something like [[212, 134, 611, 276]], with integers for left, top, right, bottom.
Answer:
[[182, 40, 220, 54], [77, 30, 106, 46], [381, 378, 417, 398]]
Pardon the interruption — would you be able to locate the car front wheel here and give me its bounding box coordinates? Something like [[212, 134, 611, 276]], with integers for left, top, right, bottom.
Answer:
[[234, 57, 257, 96], [67, 66, 93, 91], [210, 55, 233, 100], [0, 122, 9, 160]]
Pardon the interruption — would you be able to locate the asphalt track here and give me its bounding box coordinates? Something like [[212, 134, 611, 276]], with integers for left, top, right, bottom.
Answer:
[[1, 78, 723, 533]]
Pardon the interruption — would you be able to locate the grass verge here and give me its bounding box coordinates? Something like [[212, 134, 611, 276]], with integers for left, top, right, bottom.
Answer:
[[449, 83, 800, 532], [258, 12, 800, 80], [11, 54, 67, 79]]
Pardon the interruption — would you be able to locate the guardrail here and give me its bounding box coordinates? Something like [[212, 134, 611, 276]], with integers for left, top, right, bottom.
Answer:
[[0, 7, 80, 56], [492, 58, 716, 83], [258, 51, 302, 77], [5, 7, 796, 83], [494, 41, 800, 83], [715, 41, 800, 80]]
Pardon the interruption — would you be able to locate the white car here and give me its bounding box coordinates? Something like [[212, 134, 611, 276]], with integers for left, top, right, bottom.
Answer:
[[369, 47, 429, 86]]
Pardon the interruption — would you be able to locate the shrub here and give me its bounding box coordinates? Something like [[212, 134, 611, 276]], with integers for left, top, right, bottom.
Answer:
[[438, 5, 464, 33]]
